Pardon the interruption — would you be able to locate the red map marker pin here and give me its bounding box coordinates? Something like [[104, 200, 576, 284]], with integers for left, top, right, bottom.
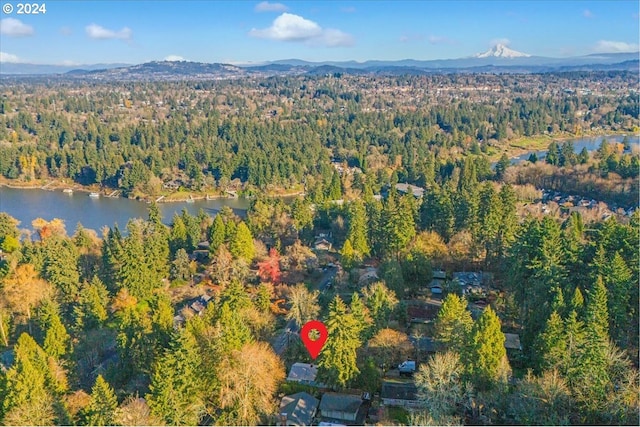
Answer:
[[300, 320, 328, 360]]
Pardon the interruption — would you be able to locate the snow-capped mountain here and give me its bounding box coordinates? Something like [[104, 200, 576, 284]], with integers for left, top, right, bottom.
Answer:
[[473, 44, 531, 58]]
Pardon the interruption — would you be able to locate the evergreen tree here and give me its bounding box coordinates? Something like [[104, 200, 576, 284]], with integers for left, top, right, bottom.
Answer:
[[41, 235, 81, 307], [537, 310, 566, 371], [207, 214, 226, 254], [147, 330, 205, 426], [349, 292, 372, 341], [144, 220, 170, 288], [216, 302, 253, 352], [119, 220, 154, 300], [381, 192, 416, 257], [40, 302, 70, 360], [101, 226, 124, 293], [230, 221, 255, 262], [327, 171, 342, 200], [602, 252, 633, 346], [546, 142, 559, 165], [572, 276, 610, 420], [148, 201, 163, 225], [420, 188, 455, 241], [318, 296, 361, 387], [560, 310, 585, 379], [2, 333, 55, 425], [255, 283, 272, 313], [476, 182, 502, 266], [464, 306, 508, 389], [435, 293, 473, 354], [570, 287, 584, 313], [84, 375, 118, 426], [497, 184, 517, 259], [346, 200, 370, 257], [362, 281, 398, 332], [340, 238, 357, 270], [494, 154, 510, 180], [73, 276, 109, 331], [169, 214, 188, 255]]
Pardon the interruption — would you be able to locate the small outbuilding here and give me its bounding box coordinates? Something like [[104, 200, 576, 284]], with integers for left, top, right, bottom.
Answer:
[[381, 379, 419, 408], [319, 393, 363, 423]]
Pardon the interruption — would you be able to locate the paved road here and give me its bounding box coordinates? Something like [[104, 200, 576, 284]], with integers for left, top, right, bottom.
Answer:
[[271, 266, 338, 356]]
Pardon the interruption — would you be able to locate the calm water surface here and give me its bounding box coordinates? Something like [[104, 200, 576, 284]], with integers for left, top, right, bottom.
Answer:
[[0, 187, 250, 234]]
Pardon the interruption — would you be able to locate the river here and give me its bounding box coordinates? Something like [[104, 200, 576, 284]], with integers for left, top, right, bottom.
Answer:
[[0, 187, 250, 234], [509, 134, 639, 165]]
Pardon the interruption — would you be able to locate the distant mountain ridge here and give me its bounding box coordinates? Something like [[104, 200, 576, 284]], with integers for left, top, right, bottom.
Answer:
[[0, 51, 637, 78]]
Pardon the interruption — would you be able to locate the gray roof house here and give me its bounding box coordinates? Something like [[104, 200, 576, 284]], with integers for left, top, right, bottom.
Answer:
[[381, 380, 419, 408], [319, 393, 363, 422], [287, 363, 319, 386], [279, 392, 319, 426], [395, 183, 425, 198], [504, 333, 522, 351]]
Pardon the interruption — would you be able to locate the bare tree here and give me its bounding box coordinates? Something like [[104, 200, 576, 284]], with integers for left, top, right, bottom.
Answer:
[[285, 283, 320, 328], [217, 342, 285, 425]]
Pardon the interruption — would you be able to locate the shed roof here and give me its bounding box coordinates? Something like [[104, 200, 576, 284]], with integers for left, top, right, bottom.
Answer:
[[319, 393, 362, 414], [381, 380, 418, 401]]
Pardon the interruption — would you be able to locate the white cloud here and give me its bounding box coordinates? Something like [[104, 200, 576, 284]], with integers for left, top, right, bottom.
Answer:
[[0, 52, 21, 63], [255, 2, 288, 12], [593, 40, 639, 53], [59, 26, 72, 36], [249, 12, 353, 47], [164, 55, 185, 61], [583, 9, 594, 18], [0, 18, 34, 37], [85, 23, 132, 41]]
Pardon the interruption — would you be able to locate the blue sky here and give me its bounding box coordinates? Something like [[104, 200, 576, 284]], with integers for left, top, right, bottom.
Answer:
[[0, 0, 638, 65]]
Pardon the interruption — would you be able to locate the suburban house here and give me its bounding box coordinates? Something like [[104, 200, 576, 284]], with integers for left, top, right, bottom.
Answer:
[[504, 333, 522, 351], [381, 379, 420, 408], [452, 271, 489, 295], [319, 393, 364, 423], [395, 183, 426, 198], [357, 267, 379, 286], [314, 238, 333, 251], [279, 392, 320, 426], [287, 363, 320, 386], [429, 270, 447, 298]]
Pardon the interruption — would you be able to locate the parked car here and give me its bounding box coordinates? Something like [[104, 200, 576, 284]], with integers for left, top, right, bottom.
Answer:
[[398, 360, 416, 376]]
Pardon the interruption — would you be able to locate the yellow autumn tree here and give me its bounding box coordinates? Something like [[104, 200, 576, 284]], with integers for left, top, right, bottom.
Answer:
[[1, 264, 52, 330]]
